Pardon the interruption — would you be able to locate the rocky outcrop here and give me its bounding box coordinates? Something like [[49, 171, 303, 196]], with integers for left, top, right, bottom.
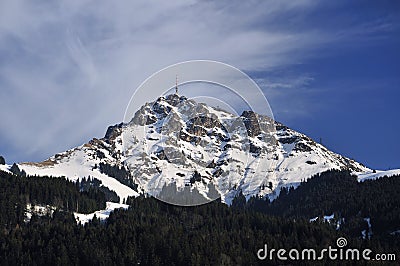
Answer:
[[241, 110, 261, 137], [105, 123, 123, 141]]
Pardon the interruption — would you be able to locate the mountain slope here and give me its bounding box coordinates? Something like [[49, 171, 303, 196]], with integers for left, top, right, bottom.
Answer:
[[17, 93, 392, 204]]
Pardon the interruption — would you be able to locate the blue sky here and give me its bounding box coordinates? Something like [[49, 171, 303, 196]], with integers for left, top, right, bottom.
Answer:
[[0, 0, 399, 169]]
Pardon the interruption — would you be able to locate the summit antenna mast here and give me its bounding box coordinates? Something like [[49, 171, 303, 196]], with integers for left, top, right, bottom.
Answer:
[[175, 75, 179, 95]]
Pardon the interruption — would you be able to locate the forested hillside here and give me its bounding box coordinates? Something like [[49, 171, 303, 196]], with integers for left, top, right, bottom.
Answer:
[[234, 170, 400, 240], [0, 169, 398, 265]]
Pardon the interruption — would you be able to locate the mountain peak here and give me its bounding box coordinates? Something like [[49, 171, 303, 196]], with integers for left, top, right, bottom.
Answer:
[[18, 94, 371, 205], [163, 93, 187, 106]]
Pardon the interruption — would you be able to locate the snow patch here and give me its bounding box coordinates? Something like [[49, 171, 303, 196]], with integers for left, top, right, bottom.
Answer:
[[324, 214, 334, 223], [356, 169, 400, 182], [74, 202, 129, 225], [362, 217, 372, 239], [0, 164, 11, 173], [390, 230, 400, 236], [19, 155, 139, 203], [25, 204, 56, 223]]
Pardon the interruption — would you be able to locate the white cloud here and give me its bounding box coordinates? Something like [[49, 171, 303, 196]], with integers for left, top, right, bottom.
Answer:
[[0, 0, 394, 162]]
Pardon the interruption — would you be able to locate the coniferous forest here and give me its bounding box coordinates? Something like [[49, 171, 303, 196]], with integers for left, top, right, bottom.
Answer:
[[0, 169, 399, 265]]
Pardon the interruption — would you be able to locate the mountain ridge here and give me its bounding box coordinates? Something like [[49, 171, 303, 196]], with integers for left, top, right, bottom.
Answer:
[[13, 94, 398, 204]]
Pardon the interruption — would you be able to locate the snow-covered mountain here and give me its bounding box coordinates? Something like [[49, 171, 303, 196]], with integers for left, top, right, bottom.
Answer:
[[16, 93, 394, 205]]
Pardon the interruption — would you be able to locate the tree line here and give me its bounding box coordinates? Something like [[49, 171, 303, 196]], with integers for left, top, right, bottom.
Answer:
[[0, 168, 399, 265]]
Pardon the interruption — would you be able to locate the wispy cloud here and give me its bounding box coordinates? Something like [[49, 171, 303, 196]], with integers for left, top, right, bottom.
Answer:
[[0, 0, 397, 162]]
